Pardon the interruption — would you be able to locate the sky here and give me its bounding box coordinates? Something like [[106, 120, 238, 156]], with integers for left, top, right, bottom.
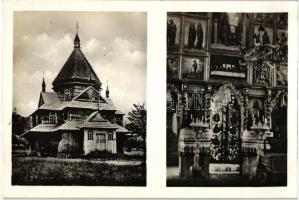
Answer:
[[13, 12, 147, 117]]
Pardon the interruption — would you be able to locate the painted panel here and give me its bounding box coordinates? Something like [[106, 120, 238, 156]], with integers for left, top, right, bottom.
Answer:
[[183, 17, 207, 51], [181, 57, 204, 80], [167, 55, 179, 79], [167, 15, 181, 52]]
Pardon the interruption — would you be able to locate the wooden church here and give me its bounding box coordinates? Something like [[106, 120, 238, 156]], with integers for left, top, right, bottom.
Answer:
[[23, 31, 129, 157]]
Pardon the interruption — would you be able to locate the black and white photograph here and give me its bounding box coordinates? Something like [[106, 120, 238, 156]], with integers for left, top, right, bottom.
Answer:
[[167, 15, 181, 52], [210, 54, 247, 78], [211, 13, 243, 47], [1, 1, 297, 199], [181, 57, 204, 80], [167, 55, 179, 80], [167, 12, 288, 187], [253, 25, 274, 46], [183, 17, 207, 51], [12, 11, 147, 186]]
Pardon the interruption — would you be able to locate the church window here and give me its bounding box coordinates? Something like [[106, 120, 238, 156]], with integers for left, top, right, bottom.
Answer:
[[108, 133, 114, 140], [64, 89, 71, 101], [49, 113, 57, 124], [88, 130, 93, 140]]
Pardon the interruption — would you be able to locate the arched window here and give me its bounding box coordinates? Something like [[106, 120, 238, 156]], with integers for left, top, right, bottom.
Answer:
[[64, 89, 71, 101], [87, 130, 94, 140]]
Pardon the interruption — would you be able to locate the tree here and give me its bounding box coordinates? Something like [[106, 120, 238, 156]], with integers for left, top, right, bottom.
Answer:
[[126, 103, 146, 138], [126, 103, 146, 155], [12, 111, 28, 136], [12, 109, 29, 145]]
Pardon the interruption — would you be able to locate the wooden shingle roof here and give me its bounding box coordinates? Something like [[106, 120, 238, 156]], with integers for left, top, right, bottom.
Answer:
[[52, 34, 101, 88], [82, 111, 118, 129]]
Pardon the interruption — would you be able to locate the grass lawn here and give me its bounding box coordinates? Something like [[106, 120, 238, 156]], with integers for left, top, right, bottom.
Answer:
[[12, 156, 146, 186]]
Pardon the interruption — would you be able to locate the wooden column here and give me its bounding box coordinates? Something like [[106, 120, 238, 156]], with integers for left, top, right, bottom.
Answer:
[[243, 88, 249, 130]]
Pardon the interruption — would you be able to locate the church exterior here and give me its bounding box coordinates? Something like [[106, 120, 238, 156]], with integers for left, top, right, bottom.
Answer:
[[167, 12, 287, 185], [23, 32, 129, 157]]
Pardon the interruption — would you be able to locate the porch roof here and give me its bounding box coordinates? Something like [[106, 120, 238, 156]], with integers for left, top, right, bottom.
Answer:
[[114, 124, 130, 133], [115, 110, 125, 115], [56, 121, 83, 131], [23, 121, 82, 137], [28, 124, 58, 132], [81, 121, 118, 129], [21, 124, 59, 138]]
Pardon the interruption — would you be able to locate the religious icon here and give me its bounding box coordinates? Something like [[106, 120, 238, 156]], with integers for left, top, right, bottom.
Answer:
[[276, 29, 288, 62], [183, 18, 207, 51], [253, 25, 274, 46], [248, 98, 265, 129], [167, 55, 179, 79], [211, 13, 243, 47], [181, 57, 204, 80], [213, 113, 220, 122], [276, 63, 288, 86], [167, 16, 180, 51], [277, 13, 288, 26]]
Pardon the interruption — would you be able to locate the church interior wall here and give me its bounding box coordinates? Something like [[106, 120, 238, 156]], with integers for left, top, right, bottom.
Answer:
[[167, 12, 288, 184]]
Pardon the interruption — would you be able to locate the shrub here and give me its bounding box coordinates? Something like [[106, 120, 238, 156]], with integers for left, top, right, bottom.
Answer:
[[124, 138, 143, 151]]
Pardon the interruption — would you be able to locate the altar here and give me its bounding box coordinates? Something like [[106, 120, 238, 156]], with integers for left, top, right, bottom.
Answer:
[[167, 12, 288, 186]]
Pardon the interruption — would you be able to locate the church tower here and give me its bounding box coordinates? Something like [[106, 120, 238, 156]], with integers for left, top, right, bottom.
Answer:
[[42, 76, 46, 92], [52, 25, 102, 100], [106, 83, 110, 98]]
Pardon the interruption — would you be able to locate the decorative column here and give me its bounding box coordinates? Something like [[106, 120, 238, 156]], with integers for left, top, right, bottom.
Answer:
[[247, 62, 253, 84], [265, 89, 272, 127], [204, 85, 212, 125], [243, 88, 249, 130]]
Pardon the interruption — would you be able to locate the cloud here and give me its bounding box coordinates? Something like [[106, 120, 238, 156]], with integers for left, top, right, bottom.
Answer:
[[13, 12, 146, 117], [81, 36, 146, 115]]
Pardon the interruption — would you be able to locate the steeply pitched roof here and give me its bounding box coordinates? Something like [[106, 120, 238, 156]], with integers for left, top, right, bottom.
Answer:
[[38, 92, 63, 110], [82, 111, 118, 129], [52, 34, 101, 88], [41, 92, 61, 104], [53, 48, 100, 84]]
